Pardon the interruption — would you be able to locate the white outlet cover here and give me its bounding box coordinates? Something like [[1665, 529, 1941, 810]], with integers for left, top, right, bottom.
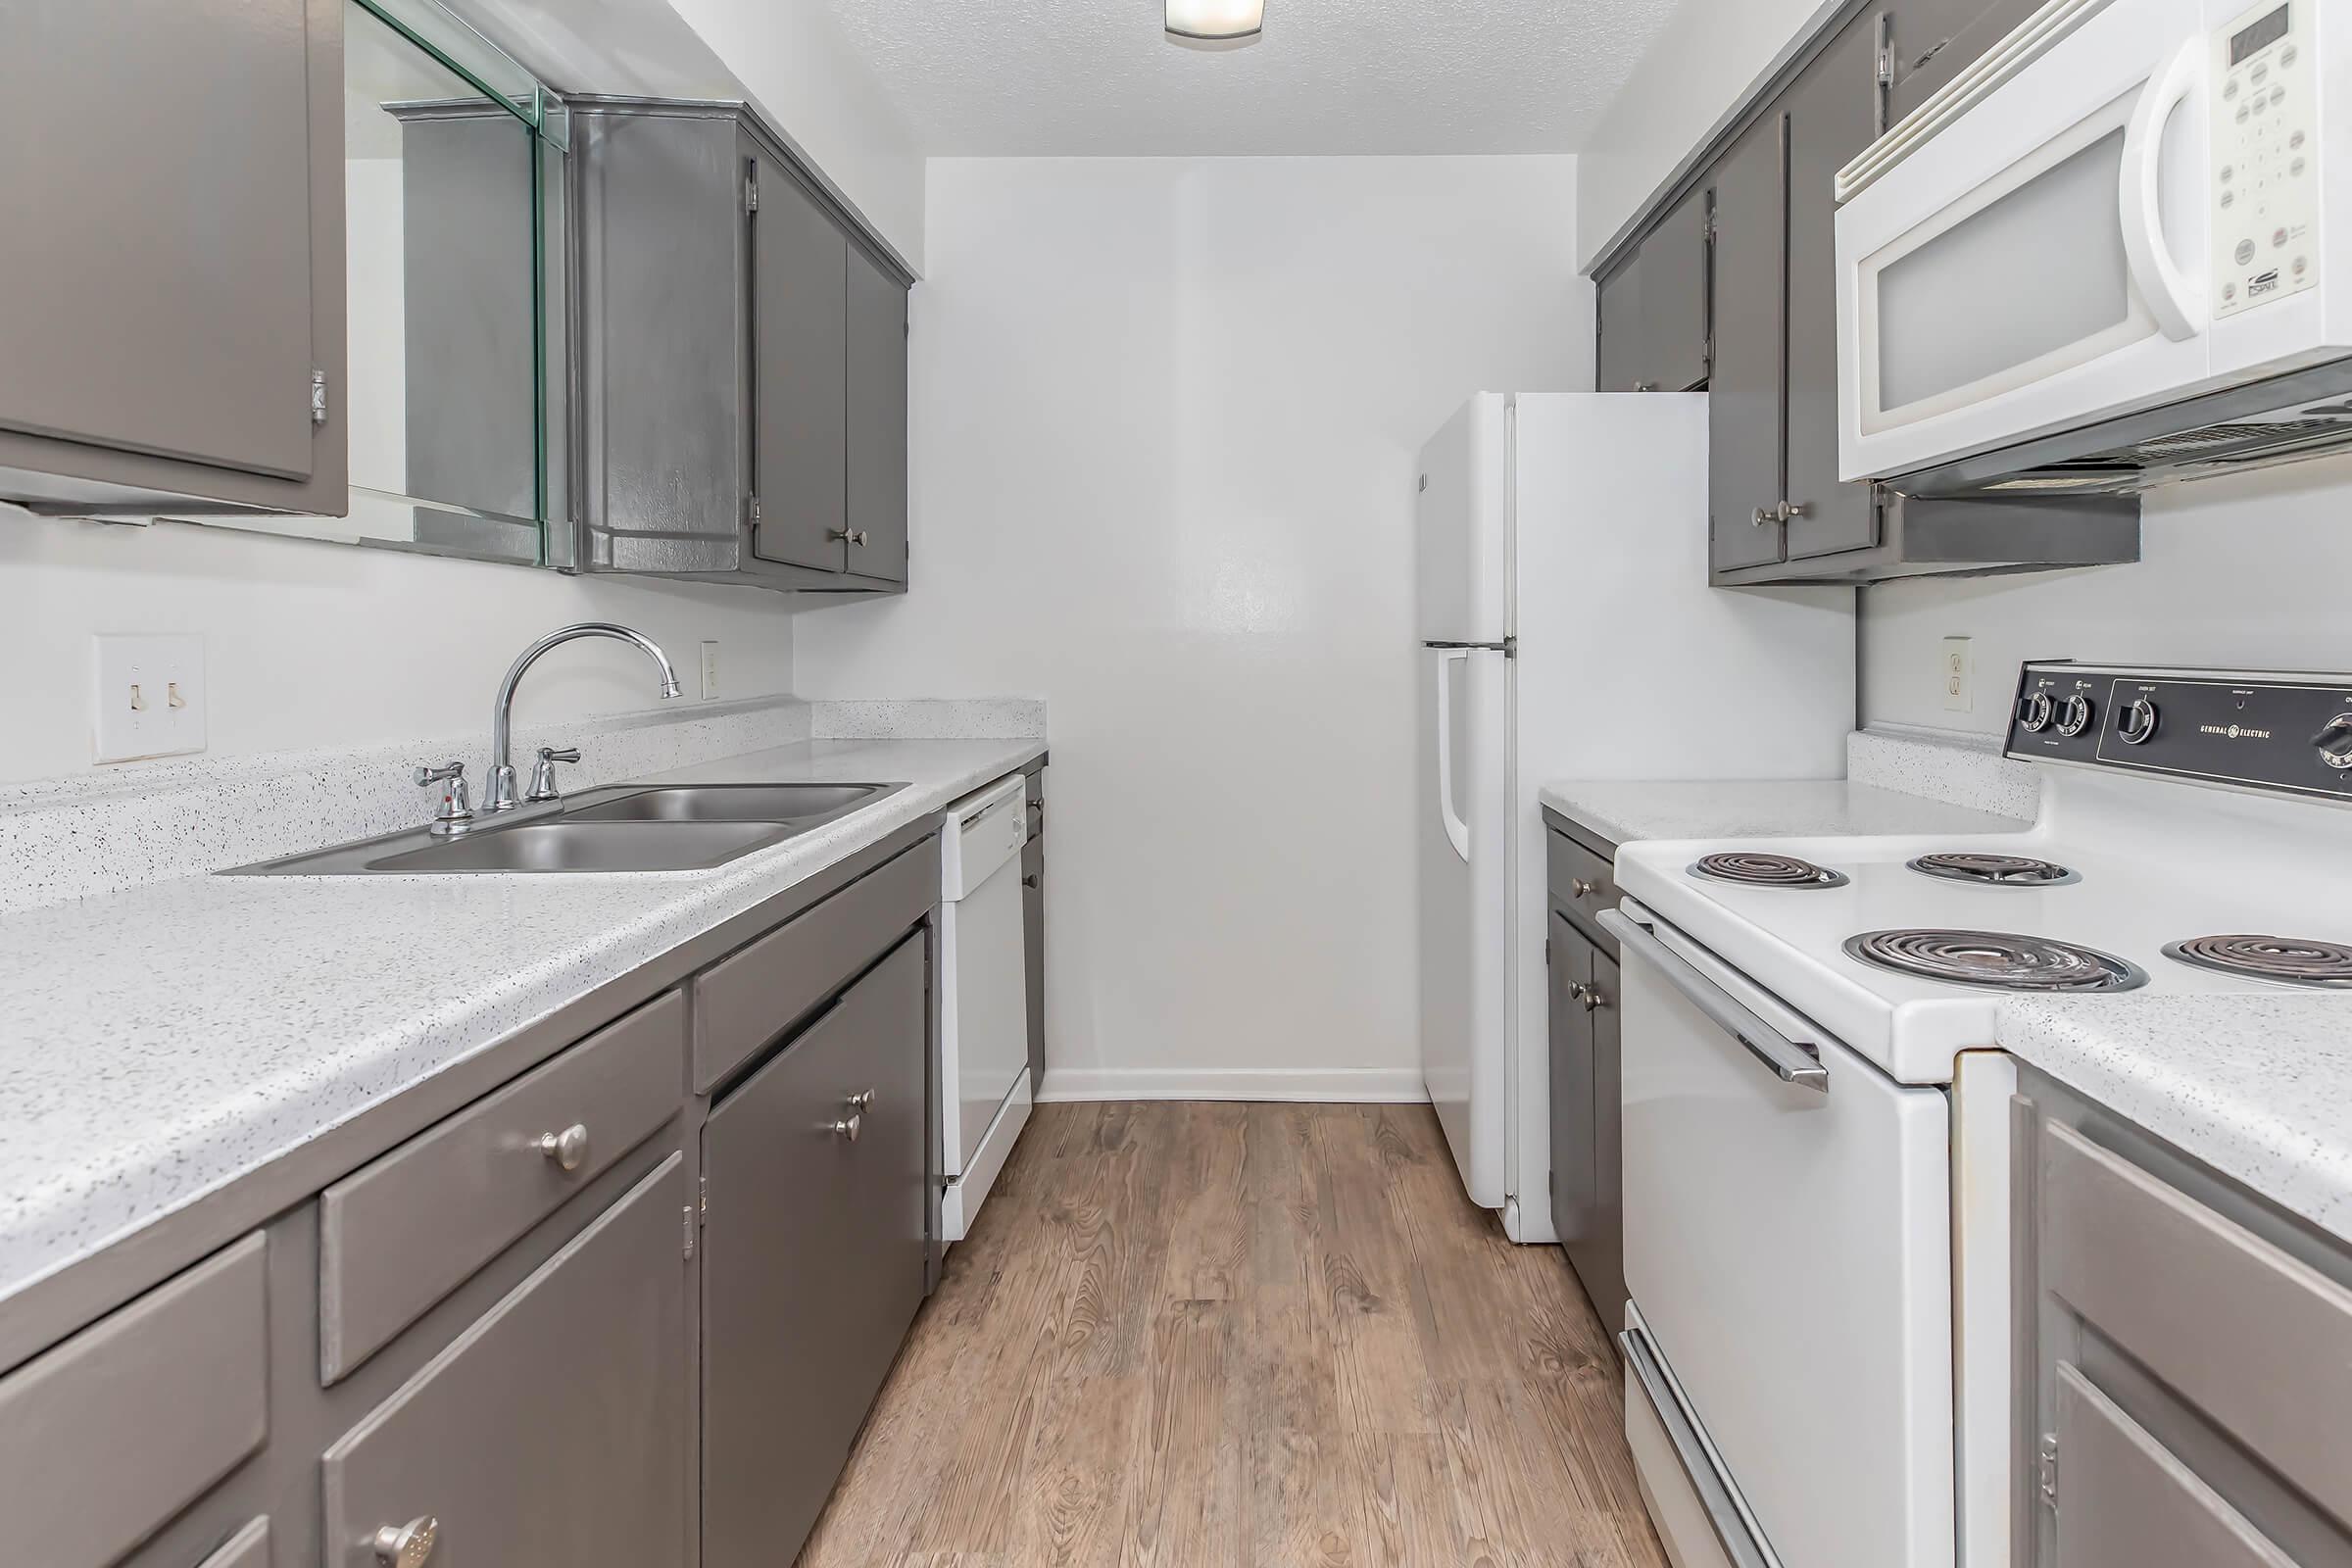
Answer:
[[93, 634, 207, 764], [1940, 636, 1974, 713], [700, 640, 720, 701]]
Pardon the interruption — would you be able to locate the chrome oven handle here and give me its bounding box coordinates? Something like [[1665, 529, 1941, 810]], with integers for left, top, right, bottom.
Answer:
[[1598, 907, 1828, 1095], [1621, 1329, 1775, 1568]]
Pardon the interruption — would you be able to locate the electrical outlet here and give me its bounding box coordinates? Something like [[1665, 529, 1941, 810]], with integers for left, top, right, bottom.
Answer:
[[700, 641, 720, 700], [1940, 637, 1974, 713], [93, 634, 207, 763]]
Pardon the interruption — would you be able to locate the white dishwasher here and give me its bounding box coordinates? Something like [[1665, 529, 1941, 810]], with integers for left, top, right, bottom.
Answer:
[[938, 774, 1032, 1241]]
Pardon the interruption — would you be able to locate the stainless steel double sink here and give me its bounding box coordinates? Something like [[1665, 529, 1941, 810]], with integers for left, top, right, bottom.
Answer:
[[226, 782, 908, 876]]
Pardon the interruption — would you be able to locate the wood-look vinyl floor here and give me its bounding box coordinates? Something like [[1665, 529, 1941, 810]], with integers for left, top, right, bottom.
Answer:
[[800, 1102, 1667, 1568]]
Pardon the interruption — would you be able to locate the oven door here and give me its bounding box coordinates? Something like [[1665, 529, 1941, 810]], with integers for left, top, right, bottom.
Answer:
[[1602, 904, 1953, 1568], [1837, 0, 2212, 482]]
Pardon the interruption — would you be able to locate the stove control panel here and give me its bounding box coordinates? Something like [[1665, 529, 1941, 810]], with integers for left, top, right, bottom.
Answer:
[[2006, 662, 2352, 801]]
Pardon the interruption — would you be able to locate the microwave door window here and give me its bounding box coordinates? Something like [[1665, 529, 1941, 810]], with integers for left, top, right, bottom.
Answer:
[[1874, 127, 2137, 422]]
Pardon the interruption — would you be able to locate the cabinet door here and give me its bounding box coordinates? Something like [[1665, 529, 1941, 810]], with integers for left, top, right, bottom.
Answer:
[[1547, 916, 1597, 1284], [2051, 1365, 2298, 1568], [320, 1156, 690, 1568], [1887, 0, 2044, 122], [703, 934, 928, 1568], [1642, 183, 1713, 393], [1596, 264, 1646, 392], [0, 0, 339, 504], [846, 244, 910, 583], [1587, 951, 1626, 1336], [1707, 115, 1788, 572], [1782, 14, 1883, 561], [749, 151, 849, 573], [1022, 837, 1046, 1089]]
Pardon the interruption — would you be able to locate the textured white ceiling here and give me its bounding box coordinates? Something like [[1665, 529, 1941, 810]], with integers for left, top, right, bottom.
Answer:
[[812, 0, 1683, 156]]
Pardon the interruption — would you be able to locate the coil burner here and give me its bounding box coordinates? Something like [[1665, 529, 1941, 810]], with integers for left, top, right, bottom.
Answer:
[[2163, 935, 2352, 990], [1690, 852, 1849, 889], [1907, 852, 2080, 887], [1843, 929, 2147, 992]]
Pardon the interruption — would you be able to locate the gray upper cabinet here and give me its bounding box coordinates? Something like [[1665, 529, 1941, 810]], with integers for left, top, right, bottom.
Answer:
[[1595, 182, 1709, 395], [1781, 13, 1883, 563], [1886, 0, 2046, 123], [749, 145, 851, 574], [1706, 115, 1788, 574], [0, 0, 344, 517], [846, 243, 912, 583], [570, 97, 911, 596]]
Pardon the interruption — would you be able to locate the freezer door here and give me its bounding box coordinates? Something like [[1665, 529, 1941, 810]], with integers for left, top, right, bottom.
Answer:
[[1419, 641, 1508, 1208], [1415, 393, 1510, 644]]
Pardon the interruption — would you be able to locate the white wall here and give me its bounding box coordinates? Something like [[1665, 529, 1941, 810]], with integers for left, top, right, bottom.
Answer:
[[1862, 455, 2352, 735], [0, 514, 796, 783], [795, 155, 1592, 1095], [1576, 0, 1829, 272], [664, 0, 926, 270]]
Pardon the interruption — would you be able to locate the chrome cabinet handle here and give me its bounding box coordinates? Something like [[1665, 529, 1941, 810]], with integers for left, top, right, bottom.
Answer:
[[827, 528, 872, 547], [850, 1089, 876, 1111], [1582, 984, 1606, 1012], [1751, 507, 1771, 527], [1598, 907, 1827, 1094], [535, 1124, 589, 1172], [829, 1112, 863, 1142], [372, 1517, 438, 1568], [1569, 877, 1597, 898]]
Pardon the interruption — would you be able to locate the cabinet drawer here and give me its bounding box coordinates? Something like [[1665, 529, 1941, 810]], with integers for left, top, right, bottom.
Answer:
[[0, 1233, 267, 1568], [2053, 1364, 2295, 1568], [695, 839, 935, 1091], [322, 1154, 690, 1568], [1546, 827, 1620, 952], [319, 990, 684, 1382], [2041, 1120, 2352, 1530], [704, 933, 929, 1567], [194, 1518, 270, 1568]]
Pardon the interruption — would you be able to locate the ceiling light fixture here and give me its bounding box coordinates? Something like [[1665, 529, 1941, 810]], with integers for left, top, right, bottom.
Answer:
[[1165, 0, 1263, 41]]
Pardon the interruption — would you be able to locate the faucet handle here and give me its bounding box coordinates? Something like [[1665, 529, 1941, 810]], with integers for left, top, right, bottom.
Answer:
[[525, 746, 581, 805], [413, 762, 474, 836]]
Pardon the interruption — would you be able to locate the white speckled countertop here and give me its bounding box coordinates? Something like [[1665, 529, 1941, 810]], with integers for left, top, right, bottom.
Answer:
[[0, 733, 1043, 1306], [1538, 777, 2033, 846], [2000, 995, 2352, 1246]]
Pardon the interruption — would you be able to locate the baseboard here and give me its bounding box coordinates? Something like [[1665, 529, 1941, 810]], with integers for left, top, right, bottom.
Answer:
[[1035, 1067, 1429, 1104]]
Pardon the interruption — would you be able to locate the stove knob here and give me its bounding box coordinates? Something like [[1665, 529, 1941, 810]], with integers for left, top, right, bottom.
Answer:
[[2119, 698, 2160, 746], [2018, 691, 2055, 733], [2315, 713, 2352, 769], [2055, 694, 2094, 737]]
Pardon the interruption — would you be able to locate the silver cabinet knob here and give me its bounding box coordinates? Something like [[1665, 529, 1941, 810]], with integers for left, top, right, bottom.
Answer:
[[536, 1124, 589, 1172], [849, 1089, 876, 1111], [1569, 878, 1597, 898], [1583, 985, 1607, 1012], [1751, 507, 1772, 527], [829, 1112, 862, 1142], [372, 1517, 438, 1567]]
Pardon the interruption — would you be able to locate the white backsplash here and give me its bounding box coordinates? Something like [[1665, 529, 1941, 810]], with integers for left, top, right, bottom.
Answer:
[[1847, 723, 2042, 820]]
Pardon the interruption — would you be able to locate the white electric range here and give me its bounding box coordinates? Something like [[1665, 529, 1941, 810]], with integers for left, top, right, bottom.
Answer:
[[1601, 662, 2352, 1568]]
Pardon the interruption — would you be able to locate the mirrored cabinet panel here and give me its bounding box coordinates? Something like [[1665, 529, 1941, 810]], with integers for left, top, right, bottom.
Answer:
[[198, 0, 566, 565]]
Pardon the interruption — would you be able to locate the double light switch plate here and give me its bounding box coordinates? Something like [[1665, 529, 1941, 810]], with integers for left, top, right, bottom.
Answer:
[[92, 634, 207, 764]]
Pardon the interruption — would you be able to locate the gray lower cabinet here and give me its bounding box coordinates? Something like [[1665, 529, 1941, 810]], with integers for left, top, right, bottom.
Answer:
[[0, 1233, 268, 1568], [569, 97, 911, 595], [2013, 1069, 2352, 1567], [1706, 113, 1788, 574], [1023, 768, 1047, 1089], [0, 0, 345, 517], [321, 1154, 691, 1568], [1544, 814, 1627, 1339], [703, 933, 930, 1567]]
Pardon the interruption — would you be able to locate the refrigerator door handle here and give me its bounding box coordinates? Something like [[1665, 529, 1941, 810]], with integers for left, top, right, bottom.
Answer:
[[1433, 647, 1472, 862]]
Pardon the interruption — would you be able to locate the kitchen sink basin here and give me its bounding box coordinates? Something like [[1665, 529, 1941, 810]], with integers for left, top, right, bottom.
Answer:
[[222, 780, 910, 876], [564, 783, 890, 823]]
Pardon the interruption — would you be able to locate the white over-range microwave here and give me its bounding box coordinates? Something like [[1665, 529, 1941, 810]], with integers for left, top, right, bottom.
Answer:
[[1836, 0, 2352, 493]]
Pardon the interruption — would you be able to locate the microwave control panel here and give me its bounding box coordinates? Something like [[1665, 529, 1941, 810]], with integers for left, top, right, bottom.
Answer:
[[2211, 0, 2318, 319]]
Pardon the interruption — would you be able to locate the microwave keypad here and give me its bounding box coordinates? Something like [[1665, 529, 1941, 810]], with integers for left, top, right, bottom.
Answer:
[[2212, 0, 2317, 319]]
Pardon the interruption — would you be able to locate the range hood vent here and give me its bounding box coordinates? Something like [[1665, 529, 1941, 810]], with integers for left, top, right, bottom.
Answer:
[[1901, 356, 2352, 499]]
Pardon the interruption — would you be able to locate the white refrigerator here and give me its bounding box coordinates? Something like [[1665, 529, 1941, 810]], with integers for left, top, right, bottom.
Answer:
[[1416, 392, 1854, 1243]]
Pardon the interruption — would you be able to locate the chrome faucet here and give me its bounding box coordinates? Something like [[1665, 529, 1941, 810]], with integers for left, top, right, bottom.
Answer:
[[484, 623, 682, 813]]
